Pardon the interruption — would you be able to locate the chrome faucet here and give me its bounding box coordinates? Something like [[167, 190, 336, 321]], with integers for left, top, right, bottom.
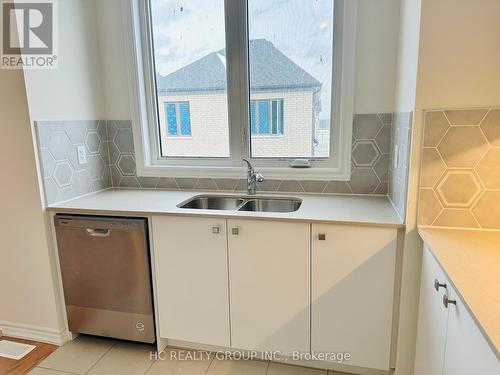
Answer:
[[242, 158, 264, 195]]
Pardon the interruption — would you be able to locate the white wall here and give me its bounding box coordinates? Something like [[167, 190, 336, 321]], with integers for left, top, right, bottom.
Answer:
[[393, 0, 422, 112], [397, 1, 500, 374], [354, 0, 400, 114], [95, 0, 131, 120], [0, 68, 65, 342], [416, 0, 500, 109], [24, 0, 104, 120]]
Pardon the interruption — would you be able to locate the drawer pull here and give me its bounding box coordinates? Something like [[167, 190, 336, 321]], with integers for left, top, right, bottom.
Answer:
[[232, 228, 240, 235], [443, 294, 456, 308], [212, 226, 220, 234], [434, 279, 446, 292], [318, 233, 326, 241]]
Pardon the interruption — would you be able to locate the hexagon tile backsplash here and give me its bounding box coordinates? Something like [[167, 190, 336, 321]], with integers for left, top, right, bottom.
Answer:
[[418, 108, 500, 229], [35, 113, 403, 205]]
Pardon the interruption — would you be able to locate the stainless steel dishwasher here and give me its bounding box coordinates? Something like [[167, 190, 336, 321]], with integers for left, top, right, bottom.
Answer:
[[54, 215, 155, 343]]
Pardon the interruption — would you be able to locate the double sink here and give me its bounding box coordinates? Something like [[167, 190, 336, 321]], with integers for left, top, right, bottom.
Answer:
[[178, 195, 302, 213]]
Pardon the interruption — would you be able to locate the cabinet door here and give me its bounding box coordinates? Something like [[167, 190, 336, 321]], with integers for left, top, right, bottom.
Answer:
[[414, 245, 450, 375], [311, 224, 397, 371], [152, 216, 230, 346], [442, 286, 500, 375], [228, 219, 310, 355]]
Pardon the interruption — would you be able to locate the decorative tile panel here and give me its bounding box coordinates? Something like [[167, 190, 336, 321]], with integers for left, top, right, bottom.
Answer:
[[418, 108, 500, 229], [36, 113, 400, 205], [35, 121, 111, 205]]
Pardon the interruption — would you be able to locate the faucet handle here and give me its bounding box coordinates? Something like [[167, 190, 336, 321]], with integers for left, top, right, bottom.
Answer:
[[255, 172, 264, 182]]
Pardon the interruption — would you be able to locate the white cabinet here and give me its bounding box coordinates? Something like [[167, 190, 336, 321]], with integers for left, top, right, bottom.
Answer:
[[311, 224, 397, 371], [415, 245, 500, 375], [152, 216, 230, 347], [227, 219, 310, 355], [414, 245, 450, 375], [442, 285, 499, 375]]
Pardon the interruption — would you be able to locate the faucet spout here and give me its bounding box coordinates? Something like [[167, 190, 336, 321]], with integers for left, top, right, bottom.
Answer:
[[242, 158, 264, 195]]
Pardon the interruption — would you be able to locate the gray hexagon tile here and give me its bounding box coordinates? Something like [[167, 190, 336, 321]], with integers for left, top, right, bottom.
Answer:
[[348, 168, 380, 194], [85, 131, 100, 154], [480, 109, 500, 147], [419, 108, 500, 229], [423, 111, 450, 147], [117, 154, 136, 176], [48, 131, 71, 161], [444, 109, 488, 125], [53, 162, 73, 187], [353, 114, 384, 140], [435, 170, 483, 208], [437, 126, 488, 168], [115, 128, 135, 153], [352, 141, 380, 167], [39, 148, 56, 178]]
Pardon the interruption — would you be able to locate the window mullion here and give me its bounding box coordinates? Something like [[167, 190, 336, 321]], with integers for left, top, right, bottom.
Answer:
[[224, 0, 249, 165]]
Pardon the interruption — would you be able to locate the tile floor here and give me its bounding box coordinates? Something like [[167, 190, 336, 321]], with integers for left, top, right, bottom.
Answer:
[[28, 336, 352, 375]]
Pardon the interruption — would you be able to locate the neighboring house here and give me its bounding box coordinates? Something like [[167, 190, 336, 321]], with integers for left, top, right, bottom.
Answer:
[[156, 39, 322, 158]]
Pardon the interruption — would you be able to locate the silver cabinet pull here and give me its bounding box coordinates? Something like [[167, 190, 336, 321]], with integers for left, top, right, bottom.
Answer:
[[232, 228, 240, 235], [434, 279, 446, 292], [86, 228, 110, 237], [212, 226, 220, 234], [443, 294, 456, 308], [318, 233, 326, 241]]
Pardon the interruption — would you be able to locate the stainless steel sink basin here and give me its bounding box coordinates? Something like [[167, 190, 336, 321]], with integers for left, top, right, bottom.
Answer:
[[238, 198, 302, 213], [179, 196, 245, 210], [178, 195, 302, 213]]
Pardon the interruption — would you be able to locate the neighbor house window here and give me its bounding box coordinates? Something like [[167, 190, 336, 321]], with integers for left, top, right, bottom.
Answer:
[[126, 0, 356, 179], [166, 102, 191, 137], [250, 99, 284, 136]]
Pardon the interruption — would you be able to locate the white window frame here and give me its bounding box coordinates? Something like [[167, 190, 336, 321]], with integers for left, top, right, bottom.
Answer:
[[122, 0, 357, 180]]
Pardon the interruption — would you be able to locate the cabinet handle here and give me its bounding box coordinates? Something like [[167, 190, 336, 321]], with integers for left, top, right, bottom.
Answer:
[[434, 279, 446, 292], [443, 294, 456, 308], [231, 228, 240, 235], [318, 233, 326, 241], [212, 226, 220, 234]]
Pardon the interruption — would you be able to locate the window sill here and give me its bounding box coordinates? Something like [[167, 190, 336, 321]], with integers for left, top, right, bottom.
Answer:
[[136, 164, 350, 181]]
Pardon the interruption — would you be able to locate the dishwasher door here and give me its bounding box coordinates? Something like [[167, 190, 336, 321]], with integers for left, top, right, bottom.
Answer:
[[54, 215, 155, 343]]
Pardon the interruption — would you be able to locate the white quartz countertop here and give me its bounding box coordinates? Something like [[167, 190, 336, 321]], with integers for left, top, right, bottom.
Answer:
[[47, 189, 403, 228], [419, 227, 500, 357]]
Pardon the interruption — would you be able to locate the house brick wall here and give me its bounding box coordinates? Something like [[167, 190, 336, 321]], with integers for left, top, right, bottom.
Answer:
[[158, 90, 314, 158]]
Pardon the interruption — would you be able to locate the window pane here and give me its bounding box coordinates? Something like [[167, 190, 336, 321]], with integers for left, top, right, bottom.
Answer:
[[151, 0, 230, 157], [248, 0, 333, 158], [179, 102, 191, 136], [166, 103, 177, 136], [258, 100, 270, 134]]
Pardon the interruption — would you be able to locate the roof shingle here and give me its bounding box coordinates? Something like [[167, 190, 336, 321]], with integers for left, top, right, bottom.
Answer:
[[157, 39, 321, 93]]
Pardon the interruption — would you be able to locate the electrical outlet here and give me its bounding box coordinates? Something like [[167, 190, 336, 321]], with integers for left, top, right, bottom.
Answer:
[[77, 145, 87, 165]]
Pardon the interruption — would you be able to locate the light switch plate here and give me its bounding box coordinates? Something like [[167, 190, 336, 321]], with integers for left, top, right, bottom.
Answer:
[[77, 145, 87, 165]]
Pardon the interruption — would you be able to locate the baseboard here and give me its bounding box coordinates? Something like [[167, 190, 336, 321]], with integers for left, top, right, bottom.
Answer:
[[0, 320, 70, 346]]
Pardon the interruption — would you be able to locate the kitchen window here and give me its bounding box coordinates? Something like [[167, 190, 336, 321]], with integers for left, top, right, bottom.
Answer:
[[124, 0, 356, 179]]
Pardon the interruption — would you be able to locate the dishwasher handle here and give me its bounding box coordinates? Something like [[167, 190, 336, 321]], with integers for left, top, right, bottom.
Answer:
[[86, 228, 110, 237]]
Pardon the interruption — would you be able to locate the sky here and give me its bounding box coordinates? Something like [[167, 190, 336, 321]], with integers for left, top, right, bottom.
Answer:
[[151, 0, 334, 120]]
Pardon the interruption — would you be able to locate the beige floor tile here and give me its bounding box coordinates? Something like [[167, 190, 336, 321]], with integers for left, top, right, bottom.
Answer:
[[28, 368, 75, 375], [146, 348, 213, 375], [206, 357, 268, 375], [267, 362, 327, 375], [87, 342, 155, 375], [38, 335, 114, 374]]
